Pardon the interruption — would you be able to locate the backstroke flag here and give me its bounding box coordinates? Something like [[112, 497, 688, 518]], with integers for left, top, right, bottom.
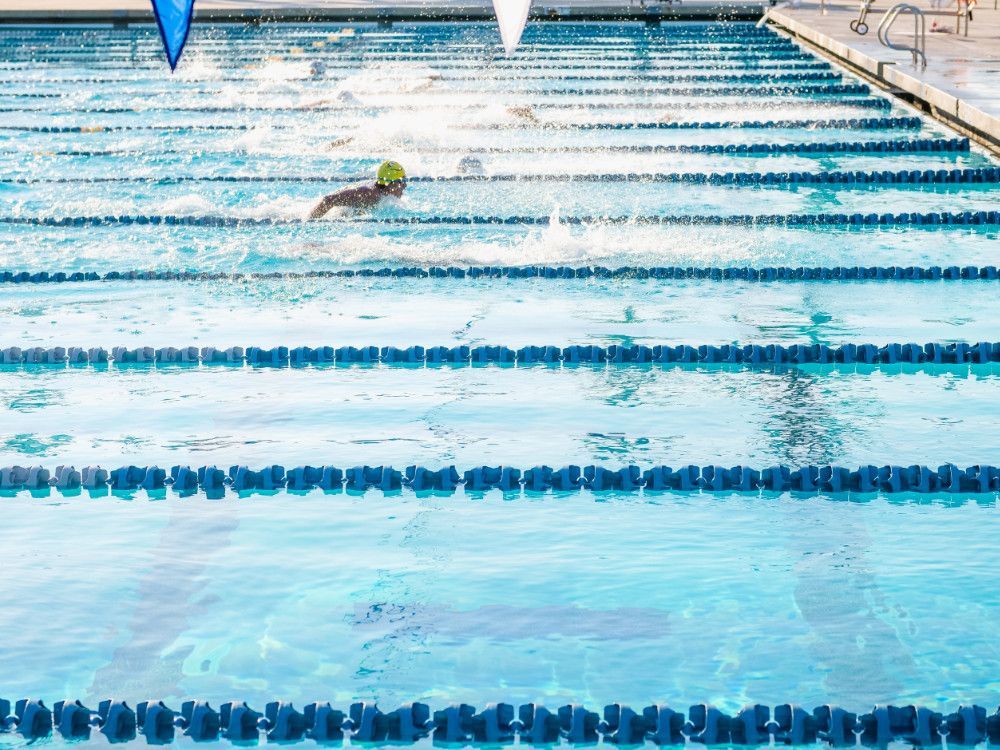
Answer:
[[151, 0, 196, 70], [492, 0, 533, 55]]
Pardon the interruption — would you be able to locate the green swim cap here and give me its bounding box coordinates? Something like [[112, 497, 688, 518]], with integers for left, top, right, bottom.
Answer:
[[376, 160, 406, 185]]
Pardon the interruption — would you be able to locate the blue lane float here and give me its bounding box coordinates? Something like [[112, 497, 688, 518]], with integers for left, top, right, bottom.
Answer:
[[0, 700, 998, 745], [0, 116, 923, 133], [8, 166, 995, 186], [3, 210, 996, 228], [2, 342, 999, 367], [1, 463, 999, 495], [3, 265, 999, 285]]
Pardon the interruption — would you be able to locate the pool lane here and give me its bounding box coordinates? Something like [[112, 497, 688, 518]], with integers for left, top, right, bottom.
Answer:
[[1, 222, 996, 270], [1, 277, 997, 348], [3, 180, 996, 218], [1, 363, 998, 468], [1, 493, 996, 709]]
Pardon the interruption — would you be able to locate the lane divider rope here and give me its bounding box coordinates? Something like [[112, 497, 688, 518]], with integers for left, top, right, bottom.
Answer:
[[0, 40, 808, 52], [3, 211, 996, 227], [0, 63, 837, 83], [0, 100, 896, 122], [5, 138, 971, 158], [2, 342, 999, 366], [0, 85, 877, 110], [7, 167, 995, 186], [0, 51, 818, 63], [467, 116, 921, 130], [0, 98, 893, 116], [0, 116, 923, 133], [3, 463, 1000, 495], [0, 72, 845, 91], [0, 700, 998, 745], [3, 265, 999, 285]]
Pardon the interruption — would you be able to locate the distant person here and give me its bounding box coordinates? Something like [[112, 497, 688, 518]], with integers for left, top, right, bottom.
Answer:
[[309, 160, 407, 218]]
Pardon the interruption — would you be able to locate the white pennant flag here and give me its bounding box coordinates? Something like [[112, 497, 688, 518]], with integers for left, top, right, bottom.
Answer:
[[492, 0, 533, 56]]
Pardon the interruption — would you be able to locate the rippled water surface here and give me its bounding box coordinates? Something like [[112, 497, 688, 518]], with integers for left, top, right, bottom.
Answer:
[[0, 18, 998, 724]]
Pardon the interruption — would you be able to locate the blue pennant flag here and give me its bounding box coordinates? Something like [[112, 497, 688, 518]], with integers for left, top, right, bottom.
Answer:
[[150, 0, 196, 70]]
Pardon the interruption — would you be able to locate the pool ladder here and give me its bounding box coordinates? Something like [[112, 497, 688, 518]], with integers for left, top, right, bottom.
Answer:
[[877, 3, 927, 69]]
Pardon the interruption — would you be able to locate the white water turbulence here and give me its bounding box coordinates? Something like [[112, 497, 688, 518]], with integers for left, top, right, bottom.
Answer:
[[492, 0, 534, 55]]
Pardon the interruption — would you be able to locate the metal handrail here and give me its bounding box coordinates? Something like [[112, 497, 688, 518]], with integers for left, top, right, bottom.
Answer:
[[877, 2, 927, 68]]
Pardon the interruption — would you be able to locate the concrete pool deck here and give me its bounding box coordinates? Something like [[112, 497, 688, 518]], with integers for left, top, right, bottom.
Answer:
[[767, 1, 1000, 151]]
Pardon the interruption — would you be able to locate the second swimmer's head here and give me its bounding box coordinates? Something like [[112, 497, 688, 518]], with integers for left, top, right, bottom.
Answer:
[[375, 160, 407, 197]]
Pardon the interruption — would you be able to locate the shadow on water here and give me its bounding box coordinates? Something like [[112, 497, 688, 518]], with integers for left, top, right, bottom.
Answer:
[[86, 504, 239, 702], [756, 290, 917, 704]]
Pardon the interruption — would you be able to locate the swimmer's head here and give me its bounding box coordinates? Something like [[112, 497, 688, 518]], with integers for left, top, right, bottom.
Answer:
[[309, 60, 327, 76], [457, 155, 484, 175], [375, 160, 407, 196]]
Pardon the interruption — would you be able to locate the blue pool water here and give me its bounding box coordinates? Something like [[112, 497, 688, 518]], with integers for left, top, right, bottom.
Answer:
[[1, 18, 999, 744]]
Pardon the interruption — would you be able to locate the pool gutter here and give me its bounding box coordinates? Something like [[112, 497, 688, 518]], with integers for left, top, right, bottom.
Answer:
[[767, 7, 1000, 155]]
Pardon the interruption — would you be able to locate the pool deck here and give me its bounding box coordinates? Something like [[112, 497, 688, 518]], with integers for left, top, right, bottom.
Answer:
[[767, 1, 1000, 152]]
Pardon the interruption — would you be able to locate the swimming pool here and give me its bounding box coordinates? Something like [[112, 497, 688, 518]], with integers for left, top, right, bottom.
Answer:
[[1, 18, 999, 747]]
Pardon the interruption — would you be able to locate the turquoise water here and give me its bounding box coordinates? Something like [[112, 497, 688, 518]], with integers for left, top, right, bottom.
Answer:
[[1, 19, 999, 731]]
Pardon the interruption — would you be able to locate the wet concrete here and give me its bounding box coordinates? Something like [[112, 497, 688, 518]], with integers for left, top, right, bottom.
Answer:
[[768, 1, 1000, 151]]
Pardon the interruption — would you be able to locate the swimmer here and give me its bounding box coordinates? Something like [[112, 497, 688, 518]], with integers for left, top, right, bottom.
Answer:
[[507, 105, 539, 123], [299, 90, 360, 110], [405, 73, 443, 93], [325, 136, 355, 150], [456, 155, 485, 175], [309, 160, 407, 218]]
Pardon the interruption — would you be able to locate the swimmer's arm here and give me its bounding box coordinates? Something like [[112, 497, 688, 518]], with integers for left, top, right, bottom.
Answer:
[[309, 193, 341, 219], [309, 186, 378, 218]]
